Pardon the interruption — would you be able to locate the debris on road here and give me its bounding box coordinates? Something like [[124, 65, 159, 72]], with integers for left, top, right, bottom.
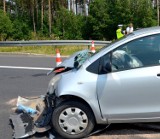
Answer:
[[10, 95, 52, 138], [49, 132, 55, 139]]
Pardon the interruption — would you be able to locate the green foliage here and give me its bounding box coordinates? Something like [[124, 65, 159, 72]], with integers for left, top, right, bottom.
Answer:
[[12, 19, 31, 40], [0, 10, 12, 40], [0, 0, 158, 41], [0, 45, 94, 56], [85, 0, 157, 40], [53, 8, 83, 39], [130, 0, 157, 28], [86, 0, 110, 40], [106, 0, 133, 39]]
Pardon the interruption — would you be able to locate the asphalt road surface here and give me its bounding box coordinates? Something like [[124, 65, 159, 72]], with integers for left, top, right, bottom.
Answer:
[[1, 54, 160, 139]]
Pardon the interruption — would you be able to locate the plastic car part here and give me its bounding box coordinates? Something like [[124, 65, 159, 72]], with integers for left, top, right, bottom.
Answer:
[[9, 96, 53, 138], [10, 113, 35, 138]]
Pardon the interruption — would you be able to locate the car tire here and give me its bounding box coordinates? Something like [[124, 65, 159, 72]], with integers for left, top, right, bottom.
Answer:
[[52, 101, 95, 139]]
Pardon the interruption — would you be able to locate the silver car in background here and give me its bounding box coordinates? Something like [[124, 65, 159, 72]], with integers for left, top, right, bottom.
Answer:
[[49, 26, 160, 138]]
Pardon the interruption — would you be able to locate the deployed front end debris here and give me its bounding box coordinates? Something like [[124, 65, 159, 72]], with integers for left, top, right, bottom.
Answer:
[[10, 113, 35, 138], [10, 95, 53, 138]]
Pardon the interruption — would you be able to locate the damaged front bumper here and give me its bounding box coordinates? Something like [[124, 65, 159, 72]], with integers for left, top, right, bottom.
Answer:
[[10, 94, 55, 139]]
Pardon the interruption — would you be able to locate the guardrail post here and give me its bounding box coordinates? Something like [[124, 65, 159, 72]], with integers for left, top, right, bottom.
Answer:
[[88, 45, 90, 49]]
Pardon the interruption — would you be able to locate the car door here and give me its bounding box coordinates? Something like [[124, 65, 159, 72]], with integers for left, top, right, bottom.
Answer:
[[97, 34, 160, 123]]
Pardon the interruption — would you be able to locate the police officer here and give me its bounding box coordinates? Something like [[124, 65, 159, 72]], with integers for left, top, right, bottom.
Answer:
[[116, 24, 124, 39]]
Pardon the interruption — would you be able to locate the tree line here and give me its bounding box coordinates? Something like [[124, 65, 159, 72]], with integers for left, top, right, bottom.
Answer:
[[0, 0, 158, 41]]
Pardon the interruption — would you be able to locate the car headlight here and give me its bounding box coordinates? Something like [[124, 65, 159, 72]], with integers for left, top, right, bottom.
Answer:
[[47, 75, 61, 94]]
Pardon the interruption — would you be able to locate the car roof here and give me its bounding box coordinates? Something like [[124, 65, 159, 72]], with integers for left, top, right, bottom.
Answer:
[[132, 26, 160, 36]]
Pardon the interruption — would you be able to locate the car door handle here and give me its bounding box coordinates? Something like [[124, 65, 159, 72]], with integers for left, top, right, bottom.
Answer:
[[157, 73, 160, 76]]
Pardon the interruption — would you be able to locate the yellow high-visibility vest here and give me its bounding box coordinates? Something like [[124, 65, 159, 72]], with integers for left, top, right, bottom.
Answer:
[[116, 28, 124, 39]]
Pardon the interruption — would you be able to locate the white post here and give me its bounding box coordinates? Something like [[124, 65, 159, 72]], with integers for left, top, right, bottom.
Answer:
[[68, 0, 71, 11]]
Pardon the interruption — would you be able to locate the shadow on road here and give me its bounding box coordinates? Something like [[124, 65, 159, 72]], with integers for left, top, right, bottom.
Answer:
[[25, 123, 160, 139], [32, 73, 48, 77], [91, 123, 160, 138]]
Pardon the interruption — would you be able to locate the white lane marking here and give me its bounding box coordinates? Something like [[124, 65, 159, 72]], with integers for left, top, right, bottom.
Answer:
[[0, 66, 52, 70]]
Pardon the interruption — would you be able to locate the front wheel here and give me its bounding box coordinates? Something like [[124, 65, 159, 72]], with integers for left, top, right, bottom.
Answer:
[[52, 101, 95, 139]]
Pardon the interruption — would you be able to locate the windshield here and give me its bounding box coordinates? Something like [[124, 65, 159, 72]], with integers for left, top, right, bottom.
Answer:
[[74, 50, 92, 69], [73, 35, 129, 69]]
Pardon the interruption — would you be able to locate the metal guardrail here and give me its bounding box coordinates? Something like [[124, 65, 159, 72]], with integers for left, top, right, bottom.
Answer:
[[0, 40, 111, 47]]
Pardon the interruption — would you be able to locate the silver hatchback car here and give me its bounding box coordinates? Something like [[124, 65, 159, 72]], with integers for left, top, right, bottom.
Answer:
[[48, 27, 160, 138], [10, 27, 160, 138]]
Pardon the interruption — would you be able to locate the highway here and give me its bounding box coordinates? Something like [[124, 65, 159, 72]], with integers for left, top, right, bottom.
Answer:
[[0, 54, 55, 139], [1, 54, 160, 139]]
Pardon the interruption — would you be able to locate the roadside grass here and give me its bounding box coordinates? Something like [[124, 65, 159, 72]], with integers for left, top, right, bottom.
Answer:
[[0, 45, 103, 56]]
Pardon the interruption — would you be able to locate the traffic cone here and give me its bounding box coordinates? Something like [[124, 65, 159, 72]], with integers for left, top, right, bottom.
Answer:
[[56, 49, 62, 66], [90, 40, 96, 53]]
